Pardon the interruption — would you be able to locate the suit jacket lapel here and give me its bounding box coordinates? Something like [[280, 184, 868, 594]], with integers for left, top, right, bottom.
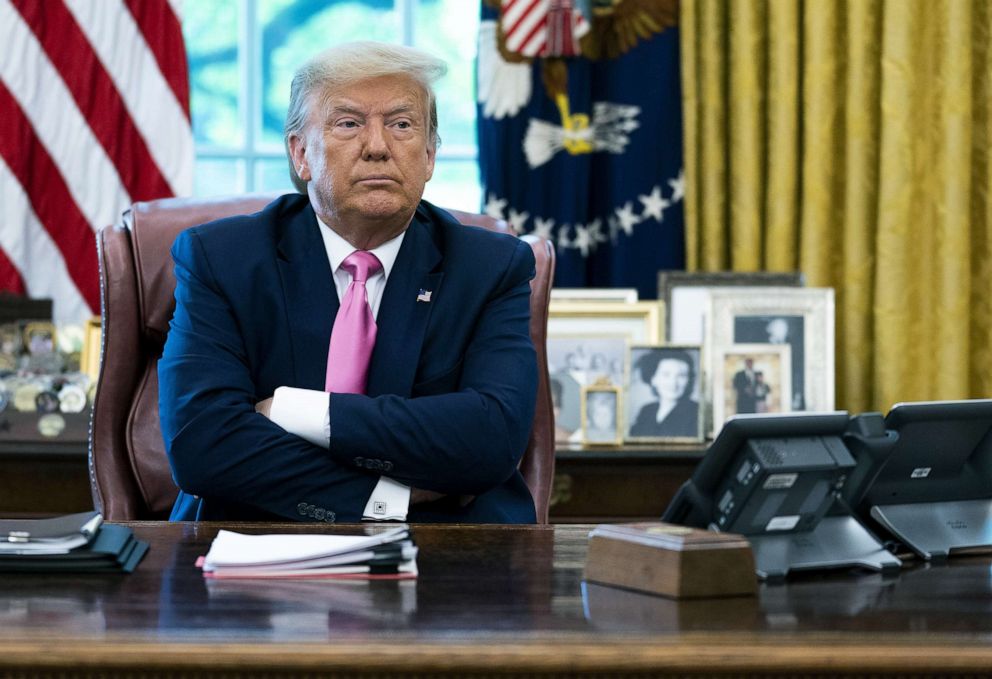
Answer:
[[366, 211, 443, 397], [276, 205, 337, 391]]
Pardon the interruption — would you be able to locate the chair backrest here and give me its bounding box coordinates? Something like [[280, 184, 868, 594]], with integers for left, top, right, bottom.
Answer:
[[90, 196, 557, 522]]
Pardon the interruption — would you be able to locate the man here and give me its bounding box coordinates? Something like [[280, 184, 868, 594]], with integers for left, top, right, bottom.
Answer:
[[732, 358, 757, 415], [158, 42, 538, 523]]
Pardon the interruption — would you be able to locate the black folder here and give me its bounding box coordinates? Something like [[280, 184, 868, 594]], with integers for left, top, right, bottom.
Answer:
[[0, 510, 102, 551], [0, 515, 148, 574]]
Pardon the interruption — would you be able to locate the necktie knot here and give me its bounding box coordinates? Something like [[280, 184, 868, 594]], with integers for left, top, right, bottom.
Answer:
[[341, 250, 382, 284]]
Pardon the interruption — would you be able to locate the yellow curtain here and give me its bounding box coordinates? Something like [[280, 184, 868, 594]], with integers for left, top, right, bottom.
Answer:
[[681, 0, 992, 413]]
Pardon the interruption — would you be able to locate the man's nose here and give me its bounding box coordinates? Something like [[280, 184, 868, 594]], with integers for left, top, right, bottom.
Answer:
[[361, 121, 389, 160]]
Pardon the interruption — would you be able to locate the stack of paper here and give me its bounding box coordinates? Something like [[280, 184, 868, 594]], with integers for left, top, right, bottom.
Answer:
[[0, 511, 148, 573], [199, 525, 417, 579]]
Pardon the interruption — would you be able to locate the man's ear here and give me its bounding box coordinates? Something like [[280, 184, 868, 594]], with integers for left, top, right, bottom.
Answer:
[[288, 133, 310, 181], [424, 143, 436, 183]]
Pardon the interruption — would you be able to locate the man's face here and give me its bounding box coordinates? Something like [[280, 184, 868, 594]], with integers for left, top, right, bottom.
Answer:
[[291, 74, 436, 229], [766, 318, 789, 343]]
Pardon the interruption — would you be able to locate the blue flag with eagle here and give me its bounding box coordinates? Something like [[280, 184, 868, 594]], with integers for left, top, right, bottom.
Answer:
[[477, 0, 684, 299]]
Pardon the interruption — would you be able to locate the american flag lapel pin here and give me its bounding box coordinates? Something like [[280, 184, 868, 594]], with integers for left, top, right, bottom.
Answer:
[[417, 288, 432, 303]]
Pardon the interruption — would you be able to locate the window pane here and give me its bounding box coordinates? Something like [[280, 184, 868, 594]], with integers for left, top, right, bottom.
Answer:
[[423, 159, 481, 213], [255, 158, 296, 194], [183, 1, 243, 149], [193, 159, 246, 197], [257, 0, 401, 149], [415, 0, 479, 151]]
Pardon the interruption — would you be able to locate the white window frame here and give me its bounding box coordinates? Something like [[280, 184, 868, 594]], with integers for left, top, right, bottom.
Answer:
[[191, 0, 478, 194]]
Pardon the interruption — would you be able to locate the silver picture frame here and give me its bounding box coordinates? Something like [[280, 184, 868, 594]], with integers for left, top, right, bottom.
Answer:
[[706, 287, 835, 420]]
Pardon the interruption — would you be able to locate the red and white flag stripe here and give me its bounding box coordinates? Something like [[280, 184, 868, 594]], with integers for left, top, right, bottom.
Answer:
[[0, 0, 192, 324], [501, 0, 589, 59]]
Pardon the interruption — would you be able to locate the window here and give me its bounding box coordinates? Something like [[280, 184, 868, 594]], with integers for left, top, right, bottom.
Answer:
[[182, 0, 481, 211]]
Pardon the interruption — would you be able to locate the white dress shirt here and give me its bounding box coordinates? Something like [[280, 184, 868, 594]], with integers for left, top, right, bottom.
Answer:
[[268, 216, 411, 521]]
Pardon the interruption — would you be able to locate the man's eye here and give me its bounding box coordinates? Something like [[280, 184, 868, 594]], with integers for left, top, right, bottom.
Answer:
[[337, 120, 359, 128], [394, 121, 411, 129]]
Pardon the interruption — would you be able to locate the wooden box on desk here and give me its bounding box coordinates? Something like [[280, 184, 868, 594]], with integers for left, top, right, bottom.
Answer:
[[584, 522, 756, 599]]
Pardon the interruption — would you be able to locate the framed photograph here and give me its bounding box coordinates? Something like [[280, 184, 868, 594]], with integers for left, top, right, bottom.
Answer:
[[548, 335, 627, 444], [548, 301, 663, 344], [712, 344, 792, 430], [662, 271, 805, 344], [551, 288, 639, 304], [624, 345, 704, 443], [81, 316, 102, 382], [581, 384, 623, 445], [0, 322, 21, 356], [707, 287, 835, 414], [23, 321, 56, 356]]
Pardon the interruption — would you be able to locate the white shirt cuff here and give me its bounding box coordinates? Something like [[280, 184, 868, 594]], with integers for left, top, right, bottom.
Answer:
[[363, 477, 411, 521], [269, 386, 330, 449]]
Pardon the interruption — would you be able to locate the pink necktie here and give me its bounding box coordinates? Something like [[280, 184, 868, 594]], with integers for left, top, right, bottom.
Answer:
[[325, 251, 383, 394]]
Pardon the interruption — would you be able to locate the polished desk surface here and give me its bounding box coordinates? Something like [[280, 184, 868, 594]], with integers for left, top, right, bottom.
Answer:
[[2, 522, 992, 677]]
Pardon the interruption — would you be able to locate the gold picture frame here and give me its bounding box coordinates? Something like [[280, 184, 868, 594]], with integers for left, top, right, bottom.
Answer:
[[22, 321, 56, 356], [580, 383, 623, 446], [551, 287, 639, 304], [548, 301, 663, 344], [81, 316, 102, 383]]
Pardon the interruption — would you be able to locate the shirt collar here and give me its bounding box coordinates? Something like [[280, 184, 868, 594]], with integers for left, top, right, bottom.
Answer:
[[315, 214, 406, 280]]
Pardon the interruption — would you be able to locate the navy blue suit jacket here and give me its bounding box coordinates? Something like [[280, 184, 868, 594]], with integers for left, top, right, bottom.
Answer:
[[159, 194, 538, 523]]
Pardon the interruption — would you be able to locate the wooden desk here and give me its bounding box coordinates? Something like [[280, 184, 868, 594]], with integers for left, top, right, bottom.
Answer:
[[2, 523, 992, 677], [552, 444, 703, 522]]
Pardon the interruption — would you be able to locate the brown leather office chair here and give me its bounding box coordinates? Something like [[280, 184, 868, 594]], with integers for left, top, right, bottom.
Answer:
[[90, 195, 557, 522]]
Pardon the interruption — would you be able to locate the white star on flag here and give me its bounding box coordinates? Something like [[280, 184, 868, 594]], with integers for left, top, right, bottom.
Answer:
[[483, 193, 507, 221], [668, 170, 685, 203], [507, 208, 530, 233], [586, 218, 607, 244], [614, 201, 641, 236], [533, 217, 556, 240], [638, 186, 670, 222], [557, 224, 573, 249], [572, 223, 594, 257]]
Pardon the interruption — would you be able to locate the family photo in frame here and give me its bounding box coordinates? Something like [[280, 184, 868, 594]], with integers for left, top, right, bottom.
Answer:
[[547, 335, 628, 444], [712, 343, 792, 428], [706, 287, 835, 415]]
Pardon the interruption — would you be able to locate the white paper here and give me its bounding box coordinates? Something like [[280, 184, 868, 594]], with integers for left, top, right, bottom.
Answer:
[[202, 526, 410, 569]]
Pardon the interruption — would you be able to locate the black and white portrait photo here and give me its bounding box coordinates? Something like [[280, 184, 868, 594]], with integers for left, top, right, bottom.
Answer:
[[734, 315, 805, 410], [547, 336, 627, 444], [582, 387, 621, 445], [625, 345, 703, 442]]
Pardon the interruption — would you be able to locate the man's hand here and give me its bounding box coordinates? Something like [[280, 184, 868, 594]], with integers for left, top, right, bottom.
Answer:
[[410, 487, 445, 505], [255, 397, 273, 419], [410, 488, 475, 508]]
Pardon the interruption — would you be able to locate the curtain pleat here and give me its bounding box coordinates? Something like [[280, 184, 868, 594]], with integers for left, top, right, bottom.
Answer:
[[763, 1, 801, 271]]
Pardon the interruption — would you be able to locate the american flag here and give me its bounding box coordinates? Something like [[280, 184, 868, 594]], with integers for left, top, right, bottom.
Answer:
[[0, 0, 192, 324], [501, 0, 589, 58]]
